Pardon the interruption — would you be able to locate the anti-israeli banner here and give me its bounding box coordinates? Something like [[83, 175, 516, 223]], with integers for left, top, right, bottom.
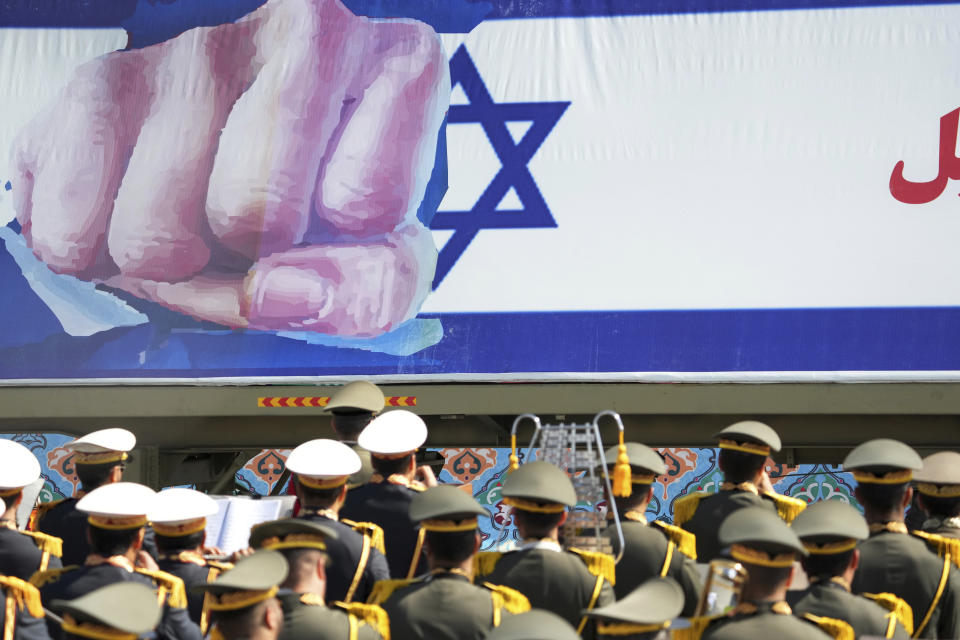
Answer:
[[1, 0, 959, 381]]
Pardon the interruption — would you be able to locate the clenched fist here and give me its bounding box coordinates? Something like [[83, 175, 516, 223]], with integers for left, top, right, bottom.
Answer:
[[12, 0, 446, 337]]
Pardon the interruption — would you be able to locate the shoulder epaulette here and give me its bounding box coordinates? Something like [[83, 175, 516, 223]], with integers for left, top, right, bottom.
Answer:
[[567, 548, 616, 586], [911, 530, 960, 569], [0, 576, 44, 618], [651, 521, 697, 560], [862, 592, 915, 635], [135, 568, 187, 608], [29, 565, 78, 588], [20, 530, 63, 558], [802, 613, 855, 640], [474, 551, 503, 577], [762, 492, 807, 523], [343, 519, 387, 555], [366, 579, 415, 605], [669, 615, 719, 640], [482, 582, 531, 615], [333, 601, 391, 640], [673, 493, 710, 526]]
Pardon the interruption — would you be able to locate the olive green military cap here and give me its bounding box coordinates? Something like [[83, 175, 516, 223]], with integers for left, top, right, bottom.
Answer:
[[502, 461, 577, 510], [485, 609, 580, 640], [714, 420, 781, 455], [719, 506, 806, 567], [583, 577, 684, 628], [249, 518, 339, 551], [914, 451, 960, 498], [603, 443, 666, 476], [52, 582, 162, 636], [324, 381, 385, 414], [194, 549, 289, 611], [843, 438, 922, 485], [410, 485, 488, 529], [790, 500, 868, 554]]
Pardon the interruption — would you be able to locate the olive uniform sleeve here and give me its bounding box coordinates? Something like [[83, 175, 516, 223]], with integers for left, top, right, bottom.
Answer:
[[675, 553, 704, 617], [156, 602, 203, 640]]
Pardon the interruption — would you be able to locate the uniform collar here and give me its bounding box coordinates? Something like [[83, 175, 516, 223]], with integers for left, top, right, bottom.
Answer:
[[428, 568, 472, 582], [720, 482, 759, 495], [622, 510, 648, 525], [732, 601, 792, 616], [369, 474, 427, 491], [922, 516, 960, 531], [85, 554, 135, 572], [868, 522, 908, 535], [301, 508, 339, 522], [517, 538, 562, 552], [809, 576, 851, 592]]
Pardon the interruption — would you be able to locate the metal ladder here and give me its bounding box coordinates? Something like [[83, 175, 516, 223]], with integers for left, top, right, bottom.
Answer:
[[510, 410, 625, 560]]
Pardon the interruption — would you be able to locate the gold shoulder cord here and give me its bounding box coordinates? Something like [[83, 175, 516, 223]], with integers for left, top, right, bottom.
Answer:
[[345, 530, 372, 603], [659, 541, 676, 578], [576, 575, 606, 634], [405, 529, 427, 580], [914, 553, 951, 638]]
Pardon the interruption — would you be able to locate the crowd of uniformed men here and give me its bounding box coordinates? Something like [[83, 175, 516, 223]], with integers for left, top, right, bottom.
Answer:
[[0, 382, 958, 640]]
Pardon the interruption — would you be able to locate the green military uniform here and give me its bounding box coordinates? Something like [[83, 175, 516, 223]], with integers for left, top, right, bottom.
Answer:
[[914, 451, 960, 540], [845, 439, 960, 639], [51, 581, 161, 640], [250, 518, 388, 640], [788, 500, 911, 638], [485, 610, 580, 640], [194, 550, 289, 640], [474, 462, 615, 640], [601, 443, 701, 616], [675, 422, 805, 562], [368, 486, 530, 640], [583, 577, 684, 640], [325, 382, 386, 489], [695, 507, 839, 640]]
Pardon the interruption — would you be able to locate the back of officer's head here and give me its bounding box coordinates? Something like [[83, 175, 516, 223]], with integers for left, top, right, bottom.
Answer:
[[718, 449, 766, 484], [88, 525, 142, 557], [855, 480, 910, 513], [425, 529, 478, 567], [212, 599, 282, 640], [512, 509, 565, 539], [154, 531, 205, 554], [294, 478, 345, 509], [76, 461, 124, 492]]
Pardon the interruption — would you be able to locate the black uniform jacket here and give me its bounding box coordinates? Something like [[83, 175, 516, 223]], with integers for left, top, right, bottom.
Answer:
[[678, 490, 777, 562], [851, 527, 960, 639], [277, 592, 381, 640], [606, 515, 702, 616], [0, 527, 62, 581], [701, 602, 833, 640], [370, 570, 529, 640], [32, 562, 201, 640], [296, 511, 390, 603], [475, 543, 614, 640], [341, 480, 427, 579], [789, 578, 910, 638]]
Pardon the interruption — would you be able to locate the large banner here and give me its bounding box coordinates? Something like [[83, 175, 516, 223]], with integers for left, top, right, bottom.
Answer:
[[2, 0, 960, 381]]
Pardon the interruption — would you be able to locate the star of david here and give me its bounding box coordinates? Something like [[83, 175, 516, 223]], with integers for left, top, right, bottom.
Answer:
[[430, 44, 570, 288]]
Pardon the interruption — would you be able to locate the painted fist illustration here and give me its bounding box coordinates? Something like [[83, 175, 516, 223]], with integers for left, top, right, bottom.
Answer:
[[11, 0, 446, 337]]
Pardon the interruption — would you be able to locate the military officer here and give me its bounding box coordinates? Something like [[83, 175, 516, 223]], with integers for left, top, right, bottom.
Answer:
[[30, 482, 201, 640], [150, 488, 231, 633], [368, 486, 530, 640], [325, 381, 385, 488], [51, 582, 161, 640], [473, 461, 615, 639], [484, 610, 580, 640], [913, 451, 960, 540], [845, 438, 960, 639], [601, 441, 701, 615], [788, 500, 912, 638], [582, 577, 685, 640], [0, 558, 51, 640], [0, 440, 62, 580], [194, 550, 287, 640], [249, 518, 388, 640], [697, 507, 838, 640], [35, 428, 151, 566], [341, 411, 437, 578], [286, 439, 389, 602], [675, 421, 806, 562]]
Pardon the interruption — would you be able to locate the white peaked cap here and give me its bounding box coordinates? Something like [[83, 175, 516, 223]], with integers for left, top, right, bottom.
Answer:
[[358, 410, 428, 456], [149, 488, 218, 525], [0, 440, 41, 491], [66, 428, 136, 453], [286, 439, 361, 478], [77, 482, 157, 518]]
